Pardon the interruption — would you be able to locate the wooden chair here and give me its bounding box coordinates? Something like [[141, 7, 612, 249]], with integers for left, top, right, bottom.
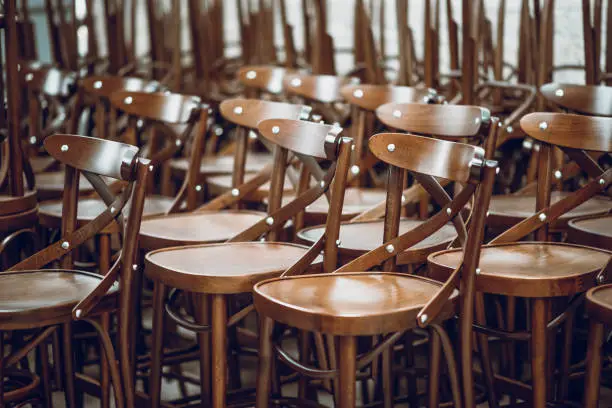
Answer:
[[0, 134, 150, 408], [145, 119, 351, 407], [139, 98, 310, 251], [428, 112, 612, 408], [237, 65, 298, 99], [298, 103, 493, 264], [254, 128, 498, 408], [540, 83, 612, 117]]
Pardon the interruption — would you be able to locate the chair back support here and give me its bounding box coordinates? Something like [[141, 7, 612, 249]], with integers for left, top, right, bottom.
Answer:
[[237, 66, 296, 95], [377, 103, 490, 138], [220, 99, 311, 130], [540, 83, 612, 117], [284, 73, 360, 104]]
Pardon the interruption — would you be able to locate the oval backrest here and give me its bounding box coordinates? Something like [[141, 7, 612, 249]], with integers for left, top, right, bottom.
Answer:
[[340, 84, 436, 111], [369, 133, 485, 183], [540, 83, 612, 117], [257, 119, 344, 160], [520, 112, 612, 152], [237, 65, 295, 94], [376, 103, 490, 138], [44, 134, 139, 180], [283, 73, 360, 103], [82, 75, 162, 99], [220, 99, 311, 129], [110, 91, 203, 124], [23, 65, 76, 98]]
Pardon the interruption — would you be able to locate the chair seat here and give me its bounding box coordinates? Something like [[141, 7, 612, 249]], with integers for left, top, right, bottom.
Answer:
[[486, 192, 611, 229], [169, 152, 271, 177], [206, 173, 296, 202], [145, 242, 320, 294], [568, 214, 612, 250], [0, 270, 115, 330], [35, 171, 95, 200], [428, 242, 611, 298], [586, 284, 612, 324], [253, 273, 456, 336], [281, 187, 387, 222], [139, 210, 266, 250], [38, 196, 175, 231], [298, 219, 456, 264]]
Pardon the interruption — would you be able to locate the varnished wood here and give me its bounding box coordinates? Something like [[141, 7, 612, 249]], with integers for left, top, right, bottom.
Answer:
[[237, 65, 296, 95], [540, 83, 612, 117], [568, 214, 612, 250], [284, 73, 359, 103], [340, 84, 434, 112]]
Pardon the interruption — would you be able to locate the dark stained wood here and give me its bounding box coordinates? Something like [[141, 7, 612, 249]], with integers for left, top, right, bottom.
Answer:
[[110, 91, 203, 124], [340, 84, 434, 112], [237, 65, 296, 95], [540, 83, 612, 117], [283, 73, 360, 103], [568, 214, 612, 250], [219, 98, 310, 129]]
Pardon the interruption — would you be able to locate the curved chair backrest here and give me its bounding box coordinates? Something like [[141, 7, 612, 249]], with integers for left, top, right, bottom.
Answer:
[[540, 83, 612, 117], [376, 103, 491, 139], [237, 65, 296, 95], [23, 65, 76, 99], [283, 73, 360, 104], [220, 98, 311, 129], [341, 84, 437, 112], [82, 76, 163, 100]]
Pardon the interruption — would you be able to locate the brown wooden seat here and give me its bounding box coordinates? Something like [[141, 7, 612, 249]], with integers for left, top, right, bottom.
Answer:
[[255, 273, 456, 335], [298, 218, 456, 264], [487, 191, 611, 229], [139, 210, 265, 250], [567, 214, 612, 250]]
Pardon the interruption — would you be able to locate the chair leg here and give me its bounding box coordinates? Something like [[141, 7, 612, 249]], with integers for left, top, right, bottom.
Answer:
[[195, 294, 211, 405], [0, 331, 5, 407], [338, 335, 357, 408], [256, 316, 275, 408], [62, 322, 78, 408], [100, 312, 111, 408], [149, 281, 167, 408], [39, 341, 53, 406], [558, 310, 574, 401], [531, 298, 548, 408], [381, 347, 393, 408], [428, 329, 441, 408], [584, 320, 604, 408], [211, 294, 227, 408]]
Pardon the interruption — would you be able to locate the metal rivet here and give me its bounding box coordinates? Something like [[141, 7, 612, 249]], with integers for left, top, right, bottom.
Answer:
[[523, 139, 533, 150], [486, 211, 490, 217], [175, 139, 182, 146], [195, 185, 202, 192], [554, 170, 562, 179], [272, 126, 280, 134], [351, 165, 360, 175], [29, 136, 37, 144], [290, 78, 302, 87], [597, 274, 605, 283], [336, 239, 341, 246], [110, 206, 116, 214], [75, 309, 82, 318], [233, 106, 243, 115], [476, 268, 481, 275], [246, 70, 257, 79], [401, 195, 406, 203], [353, 89, 364, 98], [351, 145, 355, 151], [387, 143, 396, 152], [25, 73, 33, 82], [474, 117, 481, 124], [599, 178, 605, 185], [61, 144, 69, 152], [496, 167, 500, 174], [555, 89, 564, 97], [266, 217, 274, 225], [149, 165, 154, 171], [214, 127, 223, 136], [132, 264, 138, 270], [61, 241, 70, 250], [136, 119, 144, 128], [506, 126, 513, 133], [538, 213, 547, 222], [93, 80, 103, 89], [392, 110, 402, 118], [319, 180, 325, 188], [231, 188, 239, 197], [385, 244, 394, 253], [249, 131, 257, 140], [539, 121, 548, 130], [446, 208, 452, 216], [420, 314, 428, 323], [124, 96, 133, 105]]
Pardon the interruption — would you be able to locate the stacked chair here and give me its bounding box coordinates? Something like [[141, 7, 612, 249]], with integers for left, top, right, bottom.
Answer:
[[0, 0, 610, 407]]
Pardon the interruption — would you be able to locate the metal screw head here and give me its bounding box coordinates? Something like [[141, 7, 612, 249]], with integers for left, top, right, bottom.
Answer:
[[290, 78, 302, 87], [539, 121, 548, 131], [387, 143, 396, 152], [272, 126, 280, 135], [265, 217, 274, 225], [506, 126, 513, 133], [555, 89, 564, 97], [25, 73, 33, 82], [233, 106, 243, 115], [248, 131, 258, 140], [353, 89, 364, 98], [554, 170, 562, 179], [75, 309, 82, 318], [599, 178, 605, 185], [29, 136, 37, 144], [214, 127, 223, 136], [538, 213, 547, 222], [597, 274, 605, 283], [246, 70, 257, 79], [110, 206, 116, 214], [132, 264, 138, 270], [61, 241, 70, 250], [401, 195, 406, 203], [420, 314, 428, 323], [385, 244, 394, 253], [474, 117, 481, 125], [476, 268, 481, 275], [336, 239, 341, 246], [61, 144, 69, 152], [446, 208, 452, 216], [319, 180, 325, 188], [392, 110, 402, 118], [175, 139, 182, 146], [93, 80, 103, 89], [351, 165, 360, 175], [231, 188, 239, 197], [195, 185, 202, 192], [124, 96, 133, 105], [149, 165, 154, 171]]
